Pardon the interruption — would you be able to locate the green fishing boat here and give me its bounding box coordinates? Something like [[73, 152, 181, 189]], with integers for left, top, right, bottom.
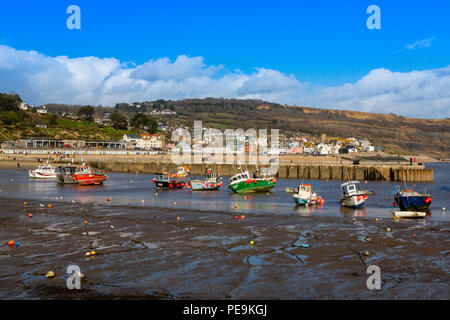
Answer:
[[228, 167, 276, 193]]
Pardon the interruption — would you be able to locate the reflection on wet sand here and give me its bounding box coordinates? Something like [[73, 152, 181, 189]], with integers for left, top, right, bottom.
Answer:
[[340, 206, 369, 217]]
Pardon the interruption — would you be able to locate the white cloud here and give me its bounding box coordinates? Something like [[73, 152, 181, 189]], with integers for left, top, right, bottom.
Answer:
[[0, 44, 449, 118], [403, 37, 434, 51]]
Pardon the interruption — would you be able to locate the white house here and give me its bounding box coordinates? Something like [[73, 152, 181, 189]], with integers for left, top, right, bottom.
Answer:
[[139, 134, 165, 149], [37, 106, 48, 114], [123, 134, 142, 145], [19, 102, 28, 111]]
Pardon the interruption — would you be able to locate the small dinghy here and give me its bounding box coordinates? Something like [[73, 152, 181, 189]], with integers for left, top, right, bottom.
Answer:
[[393, 211, 427, 219], [285, 187, 298, 194]]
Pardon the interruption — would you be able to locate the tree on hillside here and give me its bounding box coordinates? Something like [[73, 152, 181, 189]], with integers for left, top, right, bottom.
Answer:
[[131, 113, 158, 133], [78, 105, 95, 121], [49, 114, 58, 126], [110, 113, 128, 130], [0, 93, 22, 112]]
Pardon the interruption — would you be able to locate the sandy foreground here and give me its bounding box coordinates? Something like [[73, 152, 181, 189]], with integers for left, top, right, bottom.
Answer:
[[0, 197, 448, 299]]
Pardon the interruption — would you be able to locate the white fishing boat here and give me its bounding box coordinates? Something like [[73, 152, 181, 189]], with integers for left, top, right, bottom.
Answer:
[[29, 164, 57, 179], [340, 181, 368, 208], [393, 211, 427, 219], [292, 184, 324, 206]]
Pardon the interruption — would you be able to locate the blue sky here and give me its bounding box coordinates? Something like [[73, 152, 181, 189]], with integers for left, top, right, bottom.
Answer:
[[0, 0, 449, 117]]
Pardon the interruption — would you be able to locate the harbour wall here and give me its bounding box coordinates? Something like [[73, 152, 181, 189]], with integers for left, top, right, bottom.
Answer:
[[91, 161, 434, 182]]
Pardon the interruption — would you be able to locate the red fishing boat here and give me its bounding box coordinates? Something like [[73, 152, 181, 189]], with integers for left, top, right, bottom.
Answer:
[[72, 164, 108, 186]]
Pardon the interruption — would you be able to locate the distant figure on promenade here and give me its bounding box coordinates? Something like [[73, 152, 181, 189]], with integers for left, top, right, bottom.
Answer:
[[410, 157, 413, 166], [17, 162, 20, 168]]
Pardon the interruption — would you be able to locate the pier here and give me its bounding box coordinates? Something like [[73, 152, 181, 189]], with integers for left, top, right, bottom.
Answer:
[[92, 161, 433, 182]]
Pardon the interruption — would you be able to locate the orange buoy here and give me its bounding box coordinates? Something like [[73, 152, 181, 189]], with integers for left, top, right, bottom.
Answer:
[[8, 240, 15, 246], [240, 215, 245, 220], [84, 221, 88, 225], [48, 204, 52, 208]]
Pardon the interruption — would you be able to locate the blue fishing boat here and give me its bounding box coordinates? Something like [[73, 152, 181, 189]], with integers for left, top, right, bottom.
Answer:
[[393, 186, 432, 212], [188, 169, 222, 191]]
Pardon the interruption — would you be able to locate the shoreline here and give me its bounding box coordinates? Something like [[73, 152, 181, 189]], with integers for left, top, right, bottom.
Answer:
[[0, 196, 448, 299]]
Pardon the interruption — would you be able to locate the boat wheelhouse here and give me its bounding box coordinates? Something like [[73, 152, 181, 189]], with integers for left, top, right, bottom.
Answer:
[[56, 165, 77, 184]]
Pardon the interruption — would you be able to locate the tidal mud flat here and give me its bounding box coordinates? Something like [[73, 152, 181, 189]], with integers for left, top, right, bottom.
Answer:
[[0, 197, 448, 299]]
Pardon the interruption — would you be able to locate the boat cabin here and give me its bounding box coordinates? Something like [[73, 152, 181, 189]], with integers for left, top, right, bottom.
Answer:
[[298, 184, 312, 195], [340, 181, 362, 197], [36, 165, 55, 172], [154, 174, 171, 182], [57, 166, 77, 174], [230, 171, 250, 183], [205, 170, 218, 182]]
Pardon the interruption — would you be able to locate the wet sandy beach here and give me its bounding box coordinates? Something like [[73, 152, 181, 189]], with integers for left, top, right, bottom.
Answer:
[[0, 196, 448, 300]]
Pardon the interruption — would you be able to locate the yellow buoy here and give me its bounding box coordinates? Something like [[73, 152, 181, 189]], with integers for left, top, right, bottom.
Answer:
[[46, 271, 55, 278], [250, 241, 254, 245], [86, 252, 91, 257]]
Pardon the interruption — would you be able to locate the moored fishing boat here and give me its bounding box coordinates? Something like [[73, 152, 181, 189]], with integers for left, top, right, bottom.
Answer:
[[228, 166, 276, 194], [56, 165, 78, 184], [340, 181, 368, 208], [152, 173, 185, 189], [189, 169, 223, 191], [292, 184, 324, 206], [393, 186, 432, 212], [29, 164, 57, 179], [72, 164, 108, 186]]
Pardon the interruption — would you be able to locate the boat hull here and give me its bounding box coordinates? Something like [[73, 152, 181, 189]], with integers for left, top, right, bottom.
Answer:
[[190, 180, 221, 191], [394, 193, 431, 211], [153, 180, 184, 189], [29, 171, 57, 179], [73, 174, 107, 186], [340, 195, 367, 208], [293, 196, 311, 205], [228, 179, 276, 193]]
